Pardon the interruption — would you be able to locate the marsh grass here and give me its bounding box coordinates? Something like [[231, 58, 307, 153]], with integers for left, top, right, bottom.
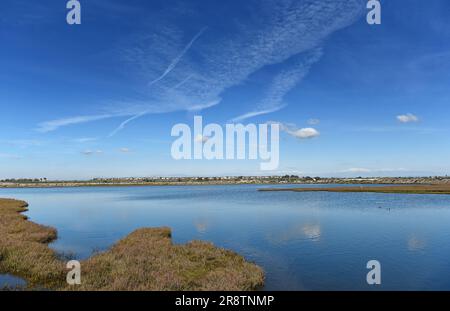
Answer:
[[0, 199, 65, 288], [0, 198, 264, 291]]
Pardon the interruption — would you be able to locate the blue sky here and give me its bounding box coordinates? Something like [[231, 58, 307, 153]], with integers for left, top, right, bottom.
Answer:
[[1, 0, 450, 179]]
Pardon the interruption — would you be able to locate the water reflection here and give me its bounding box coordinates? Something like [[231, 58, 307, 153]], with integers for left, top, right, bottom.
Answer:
[[267, 223, 321, 244], [408, 235, 426, 252], [0, 274, 26, 289], [194, 218, 209, 234], [302, 224, 321, 241]]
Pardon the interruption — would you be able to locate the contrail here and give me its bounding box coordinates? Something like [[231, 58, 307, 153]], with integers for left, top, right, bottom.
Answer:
[[109, 111, 148, 137], [230, 105, 287, 123], [170, 74, 193, 91], [148, 27, 207, 86], [108, 98, 220, 137]]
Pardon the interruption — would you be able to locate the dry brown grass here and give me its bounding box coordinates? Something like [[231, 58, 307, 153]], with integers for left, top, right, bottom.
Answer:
[[0, 199, 65, 288], [0, 198, 264, 291], [260, 184, 450, 195], [76, 228, 263, 291]]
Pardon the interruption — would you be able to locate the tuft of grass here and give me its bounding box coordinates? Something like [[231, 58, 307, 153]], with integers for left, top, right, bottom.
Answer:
[[0, 198, 264, 291], [74, 228, 264, 291]]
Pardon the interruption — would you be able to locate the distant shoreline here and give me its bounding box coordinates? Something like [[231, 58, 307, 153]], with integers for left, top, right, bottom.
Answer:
[[1, 176, 449, 189], [259, 184, 450, 195]]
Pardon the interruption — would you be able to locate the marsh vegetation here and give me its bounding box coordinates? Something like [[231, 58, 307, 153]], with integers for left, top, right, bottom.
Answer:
[[0, 198, 264, 291]]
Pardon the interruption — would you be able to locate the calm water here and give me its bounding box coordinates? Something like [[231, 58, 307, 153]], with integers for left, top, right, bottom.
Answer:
[[1, 184, 450, 290], [0, 274, 26, 288]]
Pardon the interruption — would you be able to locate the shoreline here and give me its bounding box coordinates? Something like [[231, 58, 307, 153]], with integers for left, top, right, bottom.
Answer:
[[259, 184, 450, 195], [0, 181, 291, 189], [0, 198, 264, 291], [1, 176, 449, 189]]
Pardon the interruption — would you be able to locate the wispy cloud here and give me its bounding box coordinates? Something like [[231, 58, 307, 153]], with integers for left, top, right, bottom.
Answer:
[[119, 148, 130, 153], [397, 113, 419, 123], [232, 49, 323, 122], [120, 0, 363, 123], [0, 139, 42, 148], [37, 114, 116, 133], [186, 99, 222, 112], [37, 0, 364, 134]]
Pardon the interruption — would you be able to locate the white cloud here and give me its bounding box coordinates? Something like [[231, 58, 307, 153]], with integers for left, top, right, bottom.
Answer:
[[269, 121, 320, 139], [397, 113, 419, 123], [119, 148, 130, 153], [290, 127, 320, 139]]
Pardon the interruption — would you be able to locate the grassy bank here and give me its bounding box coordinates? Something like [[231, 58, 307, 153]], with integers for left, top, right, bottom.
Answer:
[[259, 184, 450, 195], [0, 198, 264, 290]]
